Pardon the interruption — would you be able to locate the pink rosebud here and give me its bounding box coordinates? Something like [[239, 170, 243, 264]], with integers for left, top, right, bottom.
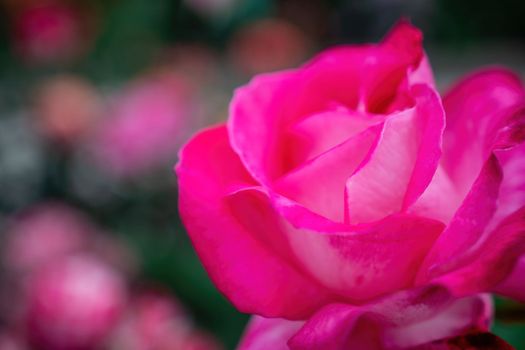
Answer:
[[91, 73, 196, 178], [4, 203, 92, 274], [177, 19, 525, 349], [24, 255, 126, 350]]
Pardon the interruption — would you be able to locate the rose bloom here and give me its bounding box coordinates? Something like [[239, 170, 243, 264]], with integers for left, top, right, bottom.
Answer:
[[176, 21, 525, 349]]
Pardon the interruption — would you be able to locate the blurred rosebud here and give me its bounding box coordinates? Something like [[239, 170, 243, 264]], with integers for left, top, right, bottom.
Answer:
[[34, 75, 103, 144], [228, 18, 310, 76], [4, 202, 93, 274], [90, 73, 196, 178], [0, 331, 27, 350], [108, 291, 221, 350], [24, 255, 126, 350], [12, 3, 93, 64]]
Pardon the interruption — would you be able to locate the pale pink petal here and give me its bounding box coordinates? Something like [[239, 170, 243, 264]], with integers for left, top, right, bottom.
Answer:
[[286, 107, 385, 167], [275, 124, 382, 222], [237, 316, 303, 350], [346, 85, 445, 224], [176, 125, 333, 319], [408, 165, 461, 223]]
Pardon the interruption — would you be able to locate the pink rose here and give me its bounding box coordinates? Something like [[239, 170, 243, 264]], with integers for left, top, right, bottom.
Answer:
[[176, 21, 525, 349]]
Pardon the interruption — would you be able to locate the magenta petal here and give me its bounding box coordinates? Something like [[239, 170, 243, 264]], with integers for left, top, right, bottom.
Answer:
[[237, 316, 303, 350], [288, 288, 491, 350], [494, 256, 525, 302], [431, 206, 525, 296], [176, 125, 332, 319], [228, 70, 298, 184], [416, 155, 503, 283], [442, 68, 525, 195], [492, 142, 525, 231], [381, 19, 423, 69], [228, 184, 443, 300], [346, 85, 445, 224]]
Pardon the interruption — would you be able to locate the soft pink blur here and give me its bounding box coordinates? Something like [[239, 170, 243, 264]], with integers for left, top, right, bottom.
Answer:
[[177, 20, 525, 349], [4, 202, 93, 274], [24, 255, 127, 350], [34, 75, 103, 144], [228, 18, 310, 76], [91, 72, 197, 177], [109, 291, 222, 350], [1, 201, 220, 349], [11, 2, 93, 64]]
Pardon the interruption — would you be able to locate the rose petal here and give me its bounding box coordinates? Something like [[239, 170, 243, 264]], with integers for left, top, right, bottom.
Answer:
[[410, 332, 515, 350], [442, 68, 525, 196], [228, 185, 443, 301], [237, 316, 303, 350], [176, 125, 333, 319], [229, 22, 427, 184], [346, 84, 445, 224], [430, 206, 525, 296], [493, 256, 525, 302], [416, 155, 503, 283], [288, 287, 491, 350], [275, 123, 382, 222], [286, 107, 385, 168]]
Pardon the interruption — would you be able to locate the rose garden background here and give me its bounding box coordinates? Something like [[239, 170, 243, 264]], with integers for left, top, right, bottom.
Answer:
[[0, 0, 524, 349]]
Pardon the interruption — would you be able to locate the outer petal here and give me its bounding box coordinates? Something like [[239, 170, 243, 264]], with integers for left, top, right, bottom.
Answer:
[[493, 256, 525, 302], [238, 292, 491, 350], [346, 84, 445, 224], [417, 72, 525, 290], [429, 206, 525, 297], [237, 316, 303, 350], [410, 332, 515, 350], [228, 185, 444, 302], [288, 287, 491, 350], [416, 155, 503, 283], [176, 125, 333, 319], [441, 68, 525, 196]]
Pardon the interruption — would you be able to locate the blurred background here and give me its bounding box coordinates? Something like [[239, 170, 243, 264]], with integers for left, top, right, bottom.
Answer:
[[0, 0, 524, 349]]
